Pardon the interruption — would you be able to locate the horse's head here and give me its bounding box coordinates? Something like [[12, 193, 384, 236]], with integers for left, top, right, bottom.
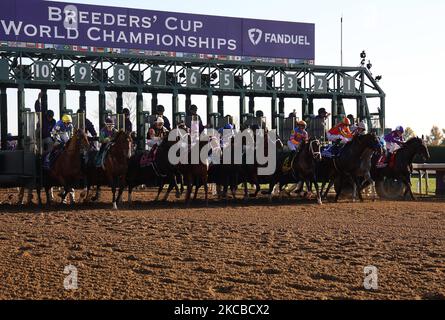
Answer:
[[358, 133, 382, 153], [306, 138, 322, 162], [67, 128, 90, 153], [406, 137, 430, 161], [113, 130, 133, 158]]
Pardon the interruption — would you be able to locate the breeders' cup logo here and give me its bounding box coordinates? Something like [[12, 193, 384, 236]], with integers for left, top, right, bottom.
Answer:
[[248, 28, 263, 46]]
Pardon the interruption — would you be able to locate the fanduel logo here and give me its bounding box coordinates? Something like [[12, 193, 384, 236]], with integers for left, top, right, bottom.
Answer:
[[248, 28, 263, 46]]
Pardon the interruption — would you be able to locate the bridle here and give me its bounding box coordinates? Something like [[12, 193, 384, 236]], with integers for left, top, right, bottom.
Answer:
[[309, 139, 321, 160]]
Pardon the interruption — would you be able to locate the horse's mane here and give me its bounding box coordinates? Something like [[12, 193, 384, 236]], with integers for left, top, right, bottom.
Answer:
[[405, 137, 423, 145]]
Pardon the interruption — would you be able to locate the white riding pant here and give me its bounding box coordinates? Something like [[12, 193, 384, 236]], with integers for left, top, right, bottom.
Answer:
[[327, 132, 350, 144], [386, 142, 401, 154]]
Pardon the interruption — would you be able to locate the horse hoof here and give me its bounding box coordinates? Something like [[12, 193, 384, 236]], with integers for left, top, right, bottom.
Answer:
[[317, 199, 323, 205], [113, 202, 118, 210]]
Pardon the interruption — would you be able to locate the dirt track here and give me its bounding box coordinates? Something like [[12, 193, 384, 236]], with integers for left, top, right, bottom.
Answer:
[[0, 189, 444, 300]]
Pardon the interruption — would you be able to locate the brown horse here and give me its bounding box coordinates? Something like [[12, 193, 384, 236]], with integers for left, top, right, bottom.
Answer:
[[177, 135, 209, 206], [38, 129, 90, 205], [103, 131, 132, 209], [82, 131, 132, 209]]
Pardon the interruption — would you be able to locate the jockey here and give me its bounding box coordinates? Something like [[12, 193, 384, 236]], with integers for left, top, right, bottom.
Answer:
[[99, 117, 117, 145], [352, 121, 367, 136], [123, 108, 133, 133], [288, 120, 308, 152], [51, 114, 73, 146], [97, 117, 117, 167], [327, 117, 353, 145], [147, 117, 169, 149], [219, 123, 235, 149], [384, 126, 405, 154]]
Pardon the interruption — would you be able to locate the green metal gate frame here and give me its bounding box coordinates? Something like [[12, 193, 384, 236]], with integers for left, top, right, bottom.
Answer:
[[0, 46, 385, 152]]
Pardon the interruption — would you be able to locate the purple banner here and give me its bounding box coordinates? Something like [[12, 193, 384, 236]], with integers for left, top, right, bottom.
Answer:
[[0, 0, 315, 60]]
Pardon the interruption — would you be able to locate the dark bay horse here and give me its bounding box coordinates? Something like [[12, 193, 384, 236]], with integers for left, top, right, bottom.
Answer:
[[372, 137, 430, 200], [127, 135, 180, 203], [38, 129, 90, 205], [324, 133, 382, 202], [178, 136, 209, 206], [82, 131, 132, 209], [291, 139, 323, 204]]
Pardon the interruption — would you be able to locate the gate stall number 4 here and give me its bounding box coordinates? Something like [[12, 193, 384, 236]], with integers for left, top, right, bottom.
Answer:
[[34, 62, 52, 82], [252, 72, 266, 91]]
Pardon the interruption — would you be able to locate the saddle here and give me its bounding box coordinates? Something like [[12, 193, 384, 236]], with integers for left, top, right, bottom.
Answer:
[[43, 144, 64, 170], [377, 152, 397, 169], [322, 143, 344, 159], [140, 144, 158, 168], [96, 143, 113, 168]]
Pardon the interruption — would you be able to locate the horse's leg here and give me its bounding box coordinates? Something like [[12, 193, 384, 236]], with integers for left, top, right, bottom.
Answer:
[[185, 179, 192, 207], [68, 188, 75, 204], [163, 177, 176, 202], [355, 177, 364, 202], [203, 180, 209, 207], [92, 185, 100, 202], [402, 174, 416, 201], [116, 177, 126, 206], [17, 187, 25, 205], [312, 177, 322, 205], [334, 177, 342, 203], [323, 178, 335, 200], [127, 185, 133, 204], [156, 182, 164, 202], [243, 181, 249, 202]]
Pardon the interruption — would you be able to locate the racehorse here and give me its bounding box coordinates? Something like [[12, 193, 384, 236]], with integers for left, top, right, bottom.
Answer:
[[127, 135, 180, 203], [82, 131, 132, 209], [324, 133, 382, 202], [372, 137, 430, 200], [178, 136, 209, 206], [291, 139, 323, 204], [37, 129, 90, 205]]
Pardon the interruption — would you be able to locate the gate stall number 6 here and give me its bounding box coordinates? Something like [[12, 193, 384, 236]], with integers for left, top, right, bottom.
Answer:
[[34, 62, 52, 82], [187, 69, 201, 88]]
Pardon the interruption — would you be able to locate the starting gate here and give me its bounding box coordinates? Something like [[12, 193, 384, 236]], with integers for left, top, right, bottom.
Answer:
[[241, 114, 266, 130], [278, 117, 298, 141], [208, 113, 231, 130]]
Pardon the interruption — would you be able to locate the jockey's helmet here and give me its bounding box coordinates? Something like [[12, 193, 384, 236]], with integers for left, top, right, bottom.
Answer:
[[62, 114, 72, 124], [395, 126, 404, 134], [105, 117, 114, 127], [342, 117, 351, 126], [155, 117, 164, 127], [156, 105, 165, 113], [123, 108, 130, 116], [297, 120, 307, 129], [46, 110, 54, 118], [357, 121, 367, 131]]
